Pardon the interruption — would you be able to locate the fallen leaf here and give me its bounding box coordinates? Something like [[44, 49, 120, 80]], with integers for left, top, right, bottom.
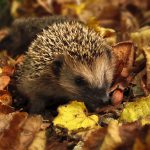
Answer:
[[0, 90, 12, 105], [82, 127, 107, 150], [0, 113, 14, 134], [2, 65, 14, 76], [112, 41, 135, 78], [133, 138, 146, 150], [140, 116, 150, 126], [83, 120, 122, 150], [143, 47, 150, 92], [16, 115, 44, 150], [87, 18, 117, 45], [53, 101, 99, 132], [28, 130, 46, 150], [83, 121, 150, 150], [130, 26, 150, 50], [0, 112, 28, 150], [0, 76, 10, 90], [111, 89, 124, 105], [11, 0, 22, 18], [120, 95, 150, 122], [100, 120, 122, 150], [0, 102, 14, 114]]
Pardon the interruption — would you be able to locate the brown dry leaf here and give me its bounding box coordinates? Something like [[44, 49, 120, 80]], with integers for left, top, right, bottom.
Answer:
[[2, 65, 15, 76], [146, 129, 150, 149], [111, 89, 124, 106], [100, 120, 122, 150], [46, 141, 68, 150], [143, 47, 150, 92], [28, 130, 46, 150], [120, 10, 139, 40], [0, 28, 10, 41], [119, 123, 150, 150], [0, 76, 10, 90], [141, 75, 149, 96], [17, 115, 44, 150], [83, 120, 122, 150], [36, 0, 53, 14], [16, 55, 25, 64], [110, 42, 135, 103], [82, 127, 107, 150], [0, 111, 44, 150], [0, 91, 12, 105], [96, 104, 122, 115], [21, 115, 43, 134], [112, 41, 135, 78], [129, 27, 150, 94], [61, 0, 121, 29], [0, 112, 28, 150], [0, 51, 16, 69], [132, 67, 146, 97], [0, 102, 14, 114], [15, 0, 53, 18], [83, 121, 150, 150], [133, 138, 146, 150], [0, 113, 14, 134]]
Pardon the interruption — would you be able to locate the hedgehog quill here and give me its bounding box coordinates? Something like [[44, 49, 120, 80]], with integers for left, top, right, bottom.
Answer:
[[13, 17, 116, 114]]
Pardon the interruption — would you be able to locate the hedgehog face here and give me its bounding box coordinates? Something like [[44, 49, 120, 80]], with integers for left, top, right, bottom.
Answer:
[[53, 53, 115, 111]]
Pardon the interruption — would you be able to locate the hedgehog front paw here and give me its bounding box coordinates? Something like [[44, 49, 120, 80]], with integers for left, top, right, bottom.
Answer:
[[29, 99, 46, 114]]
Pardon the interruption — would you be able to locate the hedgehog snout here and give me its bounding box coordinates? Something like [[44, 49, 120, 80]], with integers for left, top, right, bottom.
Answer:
[[81, 88, 110, 111]]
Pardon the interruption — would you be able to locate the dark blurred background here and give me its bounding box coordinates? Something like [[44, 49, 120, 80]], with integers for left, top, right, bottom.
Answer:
[[0, 0, 150, 40]]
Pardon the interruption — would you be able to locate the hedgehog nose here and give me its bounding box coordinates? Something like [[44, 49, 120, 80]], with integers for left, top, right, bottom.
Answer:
[[101, 95, 111, 105]]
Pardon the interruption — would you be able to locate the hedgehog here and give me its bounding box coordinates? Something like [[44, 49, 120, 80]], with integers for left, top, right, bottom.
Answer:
[[14, 17, 115, 114]]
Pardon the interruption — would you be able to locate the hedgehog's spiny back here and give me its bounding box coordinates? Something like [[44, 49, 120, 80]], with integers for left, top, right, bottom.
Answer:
[[27, 21, 110, 66]]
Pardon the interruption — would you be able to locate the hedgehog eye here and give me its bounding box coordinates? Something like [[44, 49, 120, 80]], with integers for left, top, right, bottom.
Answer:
[[75, 76, 86, 86], [51, 60, 63, 77]]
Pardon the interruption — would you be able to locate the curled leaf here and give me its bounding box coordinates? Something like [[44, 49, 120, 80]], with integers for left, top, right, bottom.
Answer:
[[112, 41, 135, 79]]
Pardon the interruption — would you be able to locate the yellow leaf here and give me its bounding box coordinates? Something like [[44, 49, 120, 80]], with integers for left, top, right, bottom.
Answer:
[[130, 26, 150, 50], [87, 18, 116, 45], [120, 95, 150, 122], [141, 116, 150, 126], [65, 3, 86, 15], [11, 0, 21, 18], [53, 101, 98, 132], [63, 0, 96, 15]]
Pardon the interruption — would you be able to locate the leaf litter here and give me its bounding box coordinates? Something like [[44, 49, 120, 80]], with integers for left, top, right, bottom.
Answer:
[[0, 0, 150, 149]]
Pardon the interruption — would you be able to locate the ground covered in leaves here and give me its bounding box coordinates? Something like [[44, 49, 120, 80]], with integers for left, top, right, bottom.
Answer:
[[0, 0, 150, 150]]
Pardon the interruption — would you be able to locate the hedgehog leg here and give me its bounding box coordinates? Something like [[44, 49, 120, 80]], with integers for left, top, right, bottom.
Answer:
[[28, 96, 46, 114]]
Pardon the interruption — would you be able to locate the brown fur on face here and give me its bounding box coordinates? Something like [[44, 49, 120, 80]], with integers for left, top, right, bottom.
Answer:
[[58, 51, 115, 109]]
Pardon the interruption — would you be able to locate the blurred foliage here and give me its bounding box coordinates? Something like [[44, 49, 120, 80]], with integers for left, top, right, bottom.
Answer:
[[0, 0, 12, 28]]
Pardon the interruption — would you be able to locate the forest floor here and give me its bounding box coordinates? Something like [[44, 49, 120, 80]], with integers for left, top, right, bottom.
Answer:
[[0, 0, 150, 150]]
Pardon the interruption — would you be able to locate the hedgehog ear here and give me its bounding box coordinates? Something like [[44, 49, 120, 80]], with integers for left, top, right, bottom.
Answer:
[[51, 54, 64, 77]]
